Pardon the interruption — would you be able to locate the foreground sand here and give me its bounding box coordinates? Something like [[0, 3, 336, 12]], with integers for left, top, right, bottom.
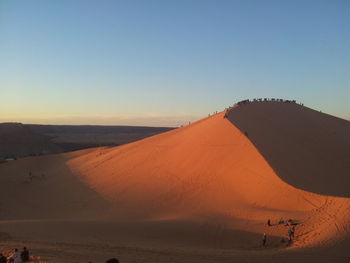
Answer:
[[0, 103, 349, 262]]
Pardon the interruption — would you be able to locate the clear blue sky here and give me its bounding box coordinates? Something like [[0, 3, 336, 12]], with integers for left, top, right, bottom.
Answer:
[[0, 0, 349, 126]]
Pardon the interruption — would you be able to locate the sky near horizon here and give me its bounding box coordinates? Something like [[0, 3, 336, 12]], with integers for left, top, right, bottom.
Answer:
[[0, 0, 349, 126]]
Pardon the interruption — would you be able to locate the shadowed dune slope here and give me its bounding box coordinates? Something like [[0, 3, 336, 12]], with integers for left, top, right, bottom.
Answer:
[[0, 151, 110, 220], [227, 102, 350, 197]]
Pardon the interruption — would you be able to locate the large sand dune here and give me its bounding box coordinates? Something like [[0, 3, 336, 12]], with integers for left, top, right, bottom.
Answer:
[[227, 101, 350, 197], [0, 103, 349, 262]]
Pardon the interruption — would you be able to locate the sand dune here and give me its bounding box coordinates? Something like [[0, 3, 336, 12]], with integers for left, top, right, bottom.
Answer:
[[0, 103, 349, 262], [227, 101, 350, 197], [67, 110, 350, 249]]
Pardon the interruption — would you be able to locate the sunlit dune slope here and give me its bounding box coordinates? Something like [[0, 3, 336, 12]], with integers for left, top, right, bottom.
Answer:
[[68, 111, 350, 248], [69, 112, 314, 216], [227, 101, 350, 197]]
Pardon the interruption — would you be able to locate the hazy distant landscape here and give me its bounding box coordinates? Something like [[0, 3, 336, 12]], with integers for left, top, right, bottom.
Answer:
[[0, 123, 173, 161]]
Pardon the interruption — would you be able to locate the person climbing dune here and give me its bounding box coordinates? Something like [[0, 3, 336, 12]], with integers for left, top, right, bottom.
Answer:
[[290, 226, 295, 239], [267, 219, 271, 226]]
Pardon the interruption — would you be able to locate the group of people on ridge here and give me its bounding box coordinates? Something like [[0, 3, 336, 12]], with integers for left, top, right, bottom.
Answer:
[[0, 248, 119, 263], [0, 247, 29, 263], [263, 218, 298, 247]]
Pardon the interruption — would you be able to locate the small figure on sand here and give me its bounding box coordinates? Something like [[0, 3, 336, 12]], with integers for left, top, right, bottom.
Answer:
[[21, 247, 30, 262], [262, 233, 267, 247], [224, 109, 229, 118], [267, 219, 271, 226], [285, 218, 293, 226], [290, 226, 295, 239], [28, 170, 33, 182], [288, 228, 294, 244]]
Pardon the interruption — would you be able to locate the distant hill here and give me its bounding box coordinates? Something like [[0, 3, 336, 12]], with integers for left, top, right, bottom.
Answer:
[[0, 123, 174, 160], [27, 124, 174, 151], [0, 123, 61, 161]]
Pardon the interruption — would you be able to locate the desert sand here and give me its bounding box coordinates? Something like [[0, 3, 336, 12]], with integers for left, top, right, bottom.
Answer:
[[0, 102, 349, 262]]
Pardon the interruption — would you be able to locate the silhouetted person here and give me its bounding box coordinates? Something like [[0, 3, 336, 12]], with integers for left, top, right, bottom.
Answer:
[[224, 110, 228, 118], [290, 226, 295, 239], [106, 258, 119, 263], [288, 228, 293, 242], [29, 171, 33, 182], [262, 233, 267, 247], [267, 219, 271, 226], [21, 247, 30, 262], [8, 248, 21, 263], [0, 253, 6, 263]]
